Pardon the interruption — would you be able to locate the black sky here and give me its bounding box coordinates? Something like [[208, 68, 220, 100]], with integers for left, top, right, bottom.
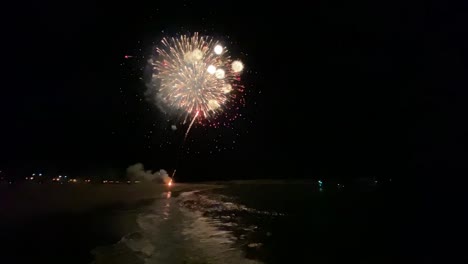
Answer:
[[1, 1, 468, 181]]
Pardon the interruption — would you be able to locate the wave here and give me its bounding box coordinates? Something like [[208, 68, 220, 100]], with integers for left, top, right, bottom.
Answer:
[[91, 190, 263, 264]]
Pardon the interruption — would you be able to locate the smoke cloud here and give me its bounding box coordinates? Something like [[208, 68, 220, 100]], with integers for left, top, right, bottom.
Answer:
[[126, 163, 171, 184]]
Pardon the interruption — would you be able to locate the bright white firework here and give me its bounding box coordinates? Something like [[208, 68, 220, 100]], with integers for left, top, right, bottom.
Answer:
[[232, 60, 244, 73], [183, 49, 204, 63], [215, 68, 225, 79], [192, 49, 203, 61], [151, 33, 245, 124], [207, 65, 216, 74], [208, 99, 221, 111], [214, 44, 223, 55], [222, 84, 232, 94]]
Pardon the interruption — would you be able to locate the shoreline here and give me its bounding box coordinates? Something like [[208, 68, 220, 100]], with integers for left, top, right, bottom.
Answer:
[[0, 183, 217, 223]]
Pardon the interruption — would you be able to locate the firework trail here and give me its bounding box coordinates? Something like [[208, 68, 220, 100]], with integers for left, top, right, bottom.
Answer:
[[184, 111, 200, 141]]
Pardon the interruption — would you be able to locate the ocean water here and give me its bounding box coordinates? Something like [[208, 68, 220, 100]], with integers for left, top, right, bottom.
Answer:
[[5, 181, 448, 264], [90, 181, 413, 264]]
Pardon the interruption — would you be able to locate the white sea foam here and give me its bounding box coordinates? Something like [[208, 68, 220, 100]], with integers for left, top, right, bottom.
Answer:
[[91, 191, 262, 264]]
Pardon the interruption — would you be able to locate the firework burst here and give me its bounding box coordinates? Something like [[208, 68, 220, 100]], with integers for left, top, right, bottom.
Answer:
[[149, 33, 244, 130]]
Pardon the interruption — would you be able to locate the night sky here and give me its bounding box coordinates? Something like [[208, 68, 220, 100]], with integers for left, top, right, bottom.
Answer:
[[1, 1, 467, 182]]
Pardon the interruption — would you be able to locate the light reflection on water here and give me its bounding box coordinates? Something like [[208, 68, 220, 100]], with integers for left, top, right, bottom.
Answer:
[[163, 191, 171, 220], [92, 190, 264, 264]]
